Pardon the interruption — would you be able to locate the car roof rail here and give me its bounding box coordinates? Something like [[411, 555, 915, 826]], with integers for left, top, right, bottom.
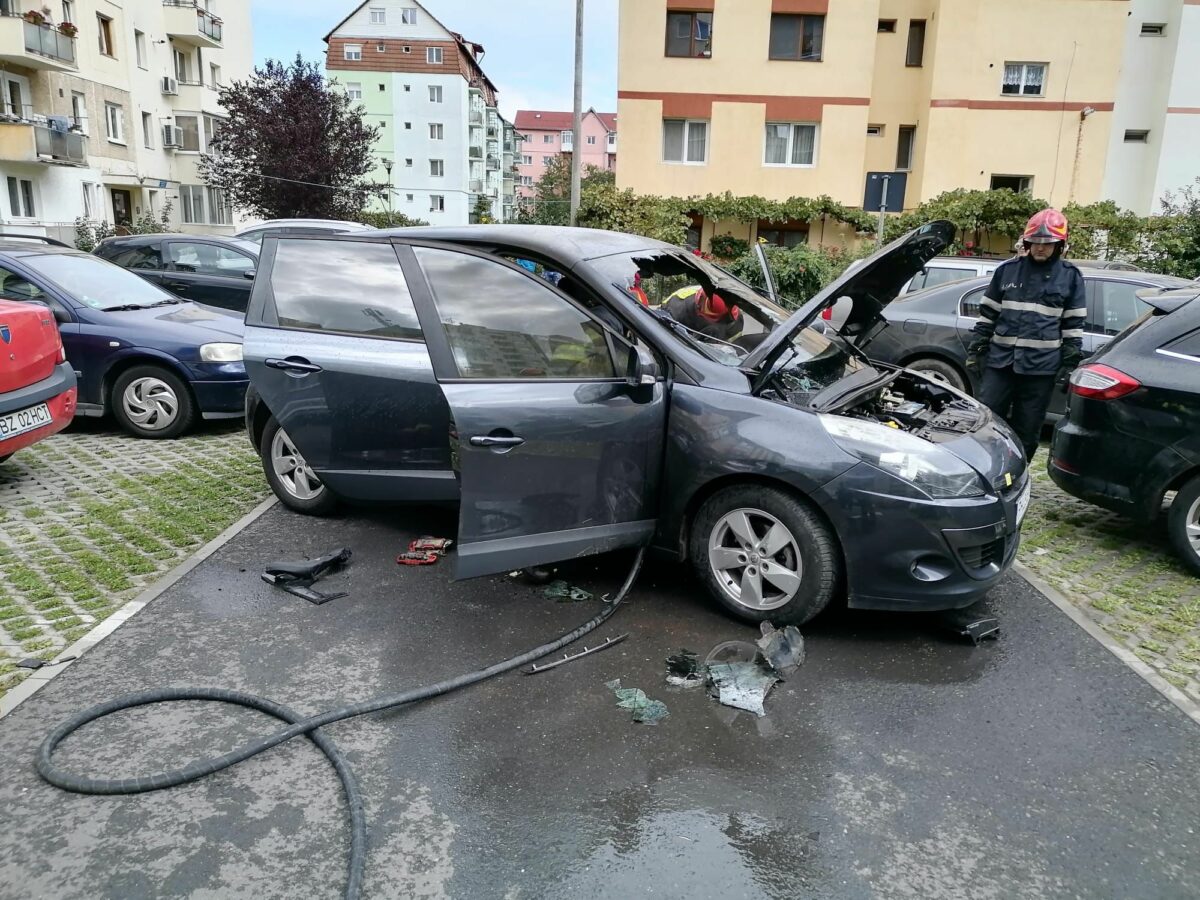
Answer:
[[0, 233, 71, 248]]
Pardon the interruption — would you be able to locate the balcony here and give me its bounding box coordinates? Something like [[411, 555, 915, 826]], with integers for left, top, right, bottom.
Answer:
[[468, 144, 483, 159], [487, 157, 500, 171], [0, 14, 77, 70], [607, 135, 617, 152], [0, 118, 86, 166], [163, 1, 223, 49], [174, 79, 222, 113], [469, 108, 483, 125], [561, 134, 573, 152]]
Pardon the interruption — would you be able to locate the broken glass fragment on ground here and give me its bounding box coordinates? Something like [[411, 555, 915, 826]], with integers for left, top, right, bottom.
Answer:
[[699, 629, 807, 717], [545, 580, 593, 603], [665, 649, 705, 687], [756, 622, 805, 677], [606, 679, 669, 724], [706, 660, 779, 717]]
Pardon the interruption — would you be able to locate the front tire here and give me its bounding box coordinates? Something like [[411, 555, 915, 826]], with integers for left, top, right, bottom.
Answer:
[[260, 416, 337, 516], [689, 485, 841, 625], [111, 365, 195, 439], [1167, 475, 1200, 576], [907, 356, 970, 394]]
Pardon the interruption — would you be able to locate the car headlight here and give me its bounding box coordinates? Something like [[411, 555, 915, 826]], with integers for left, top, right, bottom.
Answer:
[[819, 414, 986, 499], [200, 342, 243, 363]]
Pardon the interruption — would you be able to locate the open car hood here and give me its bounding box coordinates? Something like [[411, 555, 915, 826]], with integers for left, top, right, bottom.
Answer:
[[1136, 285, 1199, 315], [741, 220, 956, 374]]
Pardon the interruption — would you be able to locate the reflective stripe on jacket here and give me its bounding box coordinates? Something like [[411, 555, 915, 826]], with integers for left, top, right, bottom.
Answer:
[[972, 257, 1086, 375]]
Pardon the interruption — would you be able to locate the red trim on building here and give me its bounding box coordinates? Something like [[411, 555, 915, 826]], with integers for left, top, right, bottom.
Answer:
[[930, 99, 1115, 112], [1167, 106, 1200, 114], [771, 0, 830, 13], [618, 90, 867, 119]]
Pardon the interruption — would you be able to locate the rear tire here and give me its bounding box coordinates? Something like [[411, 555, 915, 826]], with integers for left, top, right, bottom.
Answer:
[[111, 365, 195, 439], [1167, 475, 1200, 576], [689, 485, 841, 626], [260, 415, 337, 516], [907, 356, 970, 394]]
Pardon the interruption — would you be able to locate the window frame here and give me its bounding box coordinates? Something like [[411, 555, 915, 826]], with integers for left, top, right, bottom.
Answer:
[[1001, 62, 1047, 97], [906, 20, 926, 67], [1123, 129, 1150, 143], [104, 102, 124, 144], [429, 122, 444, 140], [878, 19, 896, 33], [662, 118, 708, 165], [664, 11, 713, 59], [429, 194, 445, 212], [896, 125, 916, 171], [369, 7, 386, 24], [346, 82, 363, 101], [401, 8, 417, 25], [97, 13, 115, 57], [134, 29, 147, 69], [428, 84, 443, 103], [6, 176, 35, 218], [763, 122, 819, 168], [344, 44, 363, 61], [141, 111, 154, 149], [768, 13, 825, 62], [1140, 23, 1166, 36], [990, 174, 1032, 193], [427, 47, 444, 64], [429, 158, 444, 177]]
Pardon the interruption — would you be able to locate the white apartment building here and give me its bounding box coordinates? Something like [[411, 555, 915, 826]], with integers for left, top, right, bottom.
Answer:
[[1104, 0, 1200, 214], [0, 0, 251, 241], [325, 0, 516, 225]]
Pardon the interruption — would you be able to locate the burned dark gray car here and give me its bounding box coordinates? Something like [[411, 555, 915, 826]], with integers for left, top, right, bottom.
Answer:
[[243, 221, 1029, 624]]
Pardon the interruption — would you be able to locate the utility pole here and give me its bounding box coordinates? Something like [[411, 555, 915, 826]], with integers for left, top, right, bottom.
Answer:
[[569, 0, 584, 226]]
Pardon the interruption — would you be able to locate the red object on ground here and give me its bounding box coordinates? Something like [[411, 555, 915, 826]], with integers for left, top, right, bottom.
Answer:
[[0, 299, 76, 460]]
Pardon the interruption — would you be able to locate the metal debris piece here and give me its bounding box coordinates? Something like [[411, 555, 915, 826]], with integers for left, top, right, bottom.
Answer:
[[262, 547, 352, 605], [15, 655, 77, 670], [396, 550, 440, 566], [706, 661, 779, 718], [665, 649, 705, 687], [544, 580, 593, 603], [524, 634, 628, 675], [756, 622, 805, 677], [606, 679, 670, 725], [410, 536, 453, 553], [936, 605, 1001, 645]]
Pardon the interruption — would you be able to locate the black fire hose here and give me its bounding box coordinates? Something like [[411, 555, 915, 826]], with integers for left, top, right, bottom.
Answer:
[[36, 550, 645, 900]]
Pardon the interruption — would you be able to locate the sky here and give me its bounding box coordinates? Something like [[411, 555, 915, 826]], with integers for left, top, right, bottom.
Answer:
[[250, 0, 619, 119]]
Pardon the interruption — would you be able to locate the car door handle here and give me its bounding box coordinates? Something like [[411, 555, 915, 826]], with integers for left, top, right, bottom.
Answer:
[[469, 435, 525, 448], [265, 357, 323, 374]]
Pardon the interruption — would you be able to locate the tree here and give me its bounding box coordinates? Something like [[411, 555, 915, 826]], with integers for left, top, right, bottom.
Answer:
[[517, 157, 615, 225], [471, 194, 496, 224], [199, 55, 380, 220], [1150, 178, 1200, 278]]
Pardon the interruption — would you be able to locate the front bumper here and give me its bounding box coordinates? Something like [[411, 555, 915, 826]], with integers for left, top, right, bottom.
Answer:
[[815, 462, 1027, 612], [186, 361, 249, 418]]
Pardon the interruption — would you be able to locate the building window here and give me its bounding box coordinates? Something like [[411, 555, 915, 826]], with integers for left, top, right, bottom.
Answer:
[[71, 91, 86, 132], [402, 8, 417, 24], [134, 30, 147, 68], [380, 84, 386, 91], [543, 134, 554, 143], [607, 133, 616, 147], [104, 103, 123, 143], [896, 125, 916, 170], [769, 14, 824, 61], [97, 13, 114, 57], [519, 175, 533, 186], [7, 177, 34, 218], [429, 123, 444, 139], [404, 121, 412, 129], [405, 158, 413, 167], [377, 42, 386, 52], [61, 1, 74, 24], [662, 118, 707, 164], [521, 154, 532, 165], [346, 82, 363, 100], [878, 19, 896, 33], [344, 44, 362, 61], [990, 175, 1032, 193], [402, 46, 411, 54], [429, 85, 443, 103], [370, 7, 386, 24], [430, 194, 445, 212], [180, 185, 205, 224], [665, 12, 712, 58], [210, 63, 222, 87], [427, 47, 443, 64], [82, 182, 97, 219], [406, 193, 414, 202], [380, 121, 387, 128], [906, 20, 926, 66], [174, 49, 192, 82], [142, 111, 153, 148], [764, 123, 817, 166], [206, 187, 230, 225], [1002, 63, 1046, 96], [867, 124, 884, 137], [430, 159, 444, 177], [586, 135, 596, 145], [1123, 129, 1150, 143], [1140, 23, 1165, 36], [542, 155, 553, 165], [176, 114, 200, 151]]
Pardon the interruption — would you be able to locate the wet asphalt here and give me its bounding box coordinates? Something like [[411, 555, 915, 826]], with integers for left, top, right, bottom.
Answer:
[[0, 503, 1198, 900]]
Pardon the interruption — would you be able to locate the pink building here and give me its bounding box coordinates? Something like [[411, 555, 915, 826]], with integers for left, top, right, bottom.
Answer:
[[514, 108, 617, 197]]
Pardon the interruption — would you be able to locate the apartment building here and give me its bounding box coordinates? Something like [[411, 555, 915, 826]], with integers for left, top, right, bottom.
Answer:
[[0, 0, 251, 240], [325, 0, 516, 225], [1103, 0, 1200, 215], [513, 108, 617, 198], [617, 0, 1129, 248]]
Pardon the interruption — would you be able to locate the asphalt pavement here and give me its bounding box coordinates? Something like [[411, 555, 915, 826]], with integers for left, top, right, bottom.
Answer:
[[0, 503, 1197, 900]]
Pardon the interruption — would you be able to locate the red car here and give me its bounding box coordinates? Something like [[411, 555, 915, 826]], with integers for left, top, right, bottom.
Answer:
[[0, 298, 76, 464]]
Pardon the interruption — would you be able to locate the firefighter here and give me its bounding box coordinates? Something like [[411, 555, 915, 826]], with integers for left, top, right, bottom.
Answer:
[[658, 285, 743, 341], [967, 208, 1085, 461]]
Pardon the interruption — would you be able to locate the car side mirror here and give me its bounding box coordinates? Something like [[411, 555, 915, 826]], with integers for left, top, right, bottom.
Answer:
[[52, 305, 70, 325], [626, 345, 659, 387], [244, 269, 257, 280]]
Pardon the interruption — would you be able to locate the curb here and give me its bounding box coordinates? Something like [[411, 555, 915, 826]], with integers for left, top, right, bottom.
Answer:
[[1015, 561, 1200, 728], [0, 496, 278, 720]]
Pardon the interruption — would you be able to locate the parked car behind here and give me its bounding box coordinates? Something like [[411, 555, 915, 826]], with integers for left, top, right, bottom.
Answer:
[[0, 297, 76, 463], [243, 222, 1030, 626], [94, 234, 259, 313], [862, 268, 1193, 419], [234, 219, 374, 247], [1051, 286, 1200, 573], [0, 236, 247, 439]]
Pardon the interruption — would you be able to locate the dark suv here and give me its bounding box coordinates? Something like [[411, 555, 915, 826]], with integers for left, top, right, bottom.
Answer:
[[243, 223, 1030, 626]]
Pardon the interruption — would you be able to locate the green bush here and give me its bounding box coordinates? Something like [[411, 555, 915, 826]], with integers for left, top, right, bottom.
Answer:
[[709, 234, 750, 260], [355, 210, 429, 229]]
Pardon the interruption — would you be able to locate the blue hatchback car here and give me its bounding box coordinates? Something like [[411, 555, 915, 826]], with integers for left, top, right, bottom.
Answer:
[[0, 237, 247, 438]]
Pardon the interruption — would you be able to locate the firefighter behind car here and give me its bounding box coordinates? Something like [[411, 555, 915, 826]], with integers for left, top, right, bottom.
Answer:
[[967, 208, 1085, 461], [657, 285, 743, 342]]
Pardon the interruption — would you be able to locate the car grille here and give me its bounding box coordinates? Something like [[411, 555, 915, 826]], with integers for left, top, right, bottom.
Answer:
[[958, 537, 1006, 571]]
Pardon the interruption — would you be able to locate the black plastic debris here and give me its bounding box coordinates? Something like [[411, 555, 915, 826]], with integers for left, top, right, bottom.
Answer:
[[544, 580, 593, 603], [937, 605, 1001, 645], [606, 679, 669, 724], [756, 622, 805, 677], [665, 649, 704, 688], [16, 655, 77, 670], [262, 547, 352, 605]]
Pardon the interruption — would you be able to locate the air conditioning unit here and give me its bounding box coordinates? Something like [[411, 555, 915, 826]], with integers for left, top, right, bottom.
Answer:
[[161, 76, 178, 96], [162, 124, 184, 148]]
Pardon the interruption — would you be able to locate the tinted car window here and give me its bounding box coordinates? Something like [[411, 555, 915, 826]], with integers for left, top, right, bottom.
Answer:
[[1165, 328, 1200, 358], [922, 266, 977, 289], [0, 266, 47, 302], [270, 239, 420, 340], [101, 244, 162, 270], [415, 247, 616, 380], [21, 254, 175, 309], [960, 287, 985, 318], [167, 242, 255, 277], [1089, 281, 1144, 336]]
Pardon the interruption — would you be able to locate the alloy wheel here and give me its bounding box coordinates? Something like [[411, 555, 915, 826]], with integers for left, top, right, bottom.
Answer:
[[121, 377, 179, 432], [1187, 495, 1200, 555], [270, 427, 324, 500], [708, 508, 803, 612]]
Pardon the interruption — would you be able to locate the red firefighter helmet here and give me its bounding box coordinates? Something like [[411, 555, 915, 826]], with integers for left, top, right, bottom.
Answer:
[[1023, 208, 1069, 245]]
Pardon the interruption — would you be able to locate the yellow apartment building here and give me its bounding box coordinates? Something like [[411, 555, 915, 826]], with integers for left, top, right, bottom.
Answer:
[[617, 0, 1130, 249]]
